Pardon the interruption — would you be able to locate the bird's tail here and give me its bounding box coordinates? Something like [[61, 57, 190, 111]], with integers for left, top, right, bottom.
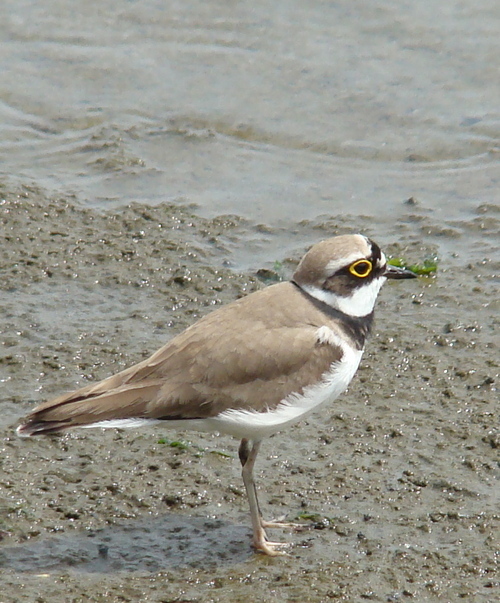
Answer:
[[16, 373, 163, 437]]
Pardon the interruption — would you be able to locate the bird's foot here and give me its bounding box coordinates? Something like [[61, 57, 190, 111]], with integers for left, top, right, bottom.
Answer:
[[251, 525, 291, 556]]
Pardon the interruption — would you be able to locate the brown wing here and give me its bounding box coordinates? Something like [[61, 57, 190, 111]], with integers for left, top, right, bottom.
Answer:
[[149, 321, 342, 419], [17, 282, 343, 434]]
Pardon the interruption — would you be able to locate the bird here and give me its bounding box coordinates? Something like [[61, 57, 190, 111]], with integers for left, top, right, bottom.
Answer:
[[16, 234, 416, 556]]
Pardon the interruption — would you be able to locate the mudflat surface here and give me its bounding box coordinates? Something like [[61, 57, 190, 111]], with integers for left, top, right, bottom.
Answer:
[[1, 187, 498, 602]]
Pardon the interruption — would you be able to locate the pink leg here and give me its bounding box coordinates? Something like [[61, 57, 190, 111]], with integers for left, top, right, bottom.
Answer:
[[239, 438, 291, 556]]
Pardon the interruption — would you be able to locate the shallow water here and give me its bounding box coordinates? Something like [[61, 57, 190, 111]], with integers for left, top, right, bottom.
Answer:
[[2, 1, 498, 236], [1, 0, 499, 600]]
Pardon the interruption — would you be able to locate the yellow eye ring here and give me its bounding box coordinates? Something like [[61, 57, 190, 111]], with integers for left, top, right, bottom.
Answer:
[[349, 259, 372, 278]]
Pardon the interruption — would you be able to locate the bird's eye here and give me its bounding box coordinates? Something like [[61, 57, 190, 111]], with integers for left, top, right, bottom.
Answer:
[[349, 259, 372, 278]]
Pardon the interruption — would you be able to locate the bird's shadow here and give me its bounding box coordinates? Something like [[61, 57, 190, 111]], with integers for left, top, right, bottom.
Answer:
[[0, 514, 252, 573]]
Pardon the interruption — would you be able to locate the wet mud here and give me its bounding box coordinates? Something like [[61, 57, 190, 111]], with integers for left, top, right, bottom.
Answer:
[[1, 184, 498, 602]]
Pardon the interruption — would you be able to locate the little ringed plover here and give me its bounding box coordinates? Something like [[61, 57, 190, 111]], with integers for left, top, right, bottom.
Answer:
[[17, 234, 416, 556]]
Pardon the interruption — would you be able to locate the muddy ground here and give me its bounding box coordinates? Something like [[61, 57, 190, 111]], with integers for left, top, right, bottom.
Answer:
[[0, 184, 498, 602]]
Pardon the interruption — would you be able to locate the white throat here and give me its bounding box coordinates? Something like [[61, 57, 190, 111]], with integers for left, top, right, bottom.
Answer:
[[302, 276, 386, 317]]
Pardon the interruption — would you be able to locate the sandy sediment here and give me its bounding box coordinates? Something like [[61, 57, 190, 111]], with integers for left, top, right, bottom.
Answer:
[[0, 185, 498, 602]]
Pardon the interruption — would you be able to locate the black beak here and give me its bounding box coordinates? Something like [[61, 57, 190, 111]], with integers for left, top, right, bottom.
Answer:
[[383, 264, 417, 279]]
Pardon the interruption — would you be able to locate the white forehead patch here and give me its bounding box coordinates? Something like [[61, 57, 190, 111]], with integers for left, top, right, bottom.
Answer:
[[378, 251, 387, 270]]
